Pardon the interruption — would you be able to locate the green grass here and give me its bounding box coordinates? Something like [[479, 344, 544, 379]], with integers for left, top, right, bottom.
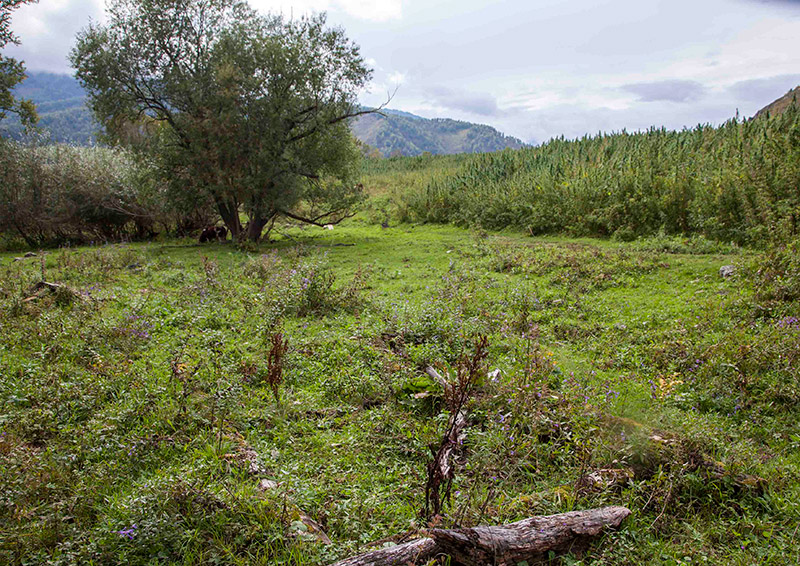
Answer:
[[1, 223, 798, 565]]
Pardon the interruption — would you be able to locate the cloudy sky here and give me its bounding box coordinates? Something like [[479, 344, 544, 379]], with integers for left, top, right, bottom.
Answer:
[[5, 0, 800, 143]]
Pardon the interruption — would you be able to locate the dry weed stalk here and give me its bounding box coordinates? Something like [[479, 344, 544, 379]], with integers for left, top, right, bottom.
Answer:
[[424, 335, 489, 522], [266, 332, 289, 404]]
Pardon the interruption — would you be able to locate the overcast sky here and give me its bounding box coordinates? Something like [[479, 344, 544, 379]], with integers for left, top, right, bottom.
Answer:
[[5, 0, 800, 143]]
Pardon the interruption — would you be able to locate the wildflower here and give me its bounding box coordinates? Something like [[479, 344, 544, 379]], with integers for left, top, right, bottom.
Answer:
[[114, 524, 137, 539]]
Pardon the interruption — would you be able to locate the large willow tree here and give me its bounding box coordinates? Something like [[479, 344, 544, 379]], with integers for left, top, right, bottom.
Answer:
[[71, 0, 372, 241]]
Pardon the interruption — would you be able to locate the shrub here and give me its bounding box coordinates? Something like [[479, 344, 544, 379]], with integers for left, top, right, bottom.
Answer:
[[0, 139, 215, 248]]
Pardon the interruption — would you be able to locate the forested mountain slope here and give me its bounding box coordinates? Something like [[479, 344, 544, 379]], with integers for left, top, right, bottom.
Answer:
[[1, 72, 526, 155]]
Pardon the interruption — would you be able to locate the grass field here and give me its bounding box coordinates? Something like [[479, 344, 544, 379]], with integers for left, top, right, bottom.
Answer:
[[1, 222, 798, 565]]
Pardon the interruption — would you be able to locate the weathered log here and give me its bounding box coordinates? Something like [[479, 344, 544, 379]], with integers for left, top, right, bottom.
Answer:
[[330, 506, 630, 566], [431, 506, 631, 565], [330, 537, 438, 566], [29, 281, 64, 293], [22, 281, 69, 303]]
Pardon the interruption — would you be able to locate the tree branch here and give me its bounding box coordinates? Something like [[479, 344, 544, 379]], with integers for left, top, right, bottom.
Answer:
[[278, 206, 357, 227], [285, 89, 395, 144]]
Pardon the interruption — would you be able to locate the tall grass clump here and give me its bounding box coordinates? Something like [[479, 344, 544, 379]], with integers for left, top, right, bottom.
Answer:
[[360, 152, 470, 223], [402, 105, 800, 246]]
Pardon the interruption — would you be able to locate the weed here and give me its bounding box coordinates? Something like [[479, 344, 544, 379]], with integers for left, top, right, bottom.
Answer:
[[266, 332, 289, 405], [424, 335, 489, 521]]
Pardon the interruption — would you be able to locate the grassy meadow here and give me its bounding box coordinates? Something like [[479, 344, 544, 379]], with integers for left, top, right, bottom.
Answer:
[[2, 218, 799, 565]]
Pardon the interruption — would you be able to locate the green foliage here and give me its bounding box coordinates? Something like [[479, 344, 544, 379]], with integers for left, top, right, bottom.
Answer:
[[0, 139, 213, 248], [400, 109, 800, 246], [71, 0, 371, 241], [0, 0, 38, 128]]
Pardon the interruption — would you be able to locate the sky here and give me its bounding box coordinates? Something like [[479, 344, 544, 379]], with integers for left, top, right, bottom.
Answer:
[[4, 0, 800, 143]]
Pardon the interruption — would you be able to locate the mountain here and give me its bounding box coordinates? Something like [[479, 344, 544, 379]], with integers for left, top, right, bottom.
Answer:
[[754, 86, 800, 120], [352, 108, 526, 156], [1, 71, 526, 155], [0, 72, 99, 144]]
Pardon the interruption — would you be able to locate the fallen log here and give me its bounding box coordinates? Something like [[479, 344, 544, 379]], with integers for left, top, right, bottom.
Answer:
[[331, 537, 437, 566], [431, 506, 631, 565], [22, 281, 74, 303], [330, 506, 630, 566], [29, 281, 64, 293]]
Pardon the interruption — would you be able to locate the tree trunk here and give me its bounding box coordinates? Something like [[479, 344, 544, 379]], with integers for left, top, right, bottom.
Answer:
[[245, 216, 268, 242], [216, 199, 241, 238], [330, 506, 631, 566]]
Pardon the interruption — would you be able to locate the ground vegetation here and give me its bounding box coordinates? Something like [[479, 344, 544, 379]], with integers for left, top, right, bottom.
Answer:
[[1, 224, 797, 564]]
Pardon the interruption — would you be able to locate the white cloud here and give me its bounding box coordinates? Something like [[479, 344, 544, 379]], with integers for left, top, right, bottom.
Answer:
[[387, 71, 405, 85], [8, 0, 104, 40], [337, 0, 401, 21], [7, 0, 800, 141], [250, 0, 401, 21], [4, 0, 105, 73]]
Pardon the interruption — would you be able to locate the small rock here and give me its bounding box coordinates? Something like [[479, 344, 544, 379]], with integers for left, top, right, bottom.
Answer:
[[23, 252, 36, 258], [577, 468, 634, 494], [324, 224, 334, 230], [258, 479, 278, 491], [719, 265, 735, 278]]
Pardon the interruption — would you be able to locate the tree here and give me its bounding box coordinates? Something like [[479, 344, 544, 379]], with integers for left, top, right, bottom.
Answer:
[[71, 0, 374, 241], [0, 0, 38, 127]]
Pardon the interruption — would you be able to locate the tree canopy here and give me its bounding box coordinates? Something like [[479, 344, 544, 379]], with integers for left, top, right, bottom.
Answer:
[[0, 0, 38, 127], [71, 0, 373, 241]]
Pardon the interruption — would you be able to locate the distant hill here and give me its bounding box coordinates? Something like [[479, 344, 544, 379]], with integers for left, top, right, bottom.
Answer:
[[754, 86, 800, 120], [0, 72, 99, 144], [1, 72, 525, 155], [352, 108, 526, 156]]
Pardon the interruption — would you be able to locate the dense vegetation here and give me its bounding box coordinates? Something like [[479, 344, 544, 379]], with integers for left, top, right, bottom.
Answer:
[[1, 225, 798, 564], [0, 140, 215, 248], [398, 106, 800, 246], [4, 101, 799, 249]]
